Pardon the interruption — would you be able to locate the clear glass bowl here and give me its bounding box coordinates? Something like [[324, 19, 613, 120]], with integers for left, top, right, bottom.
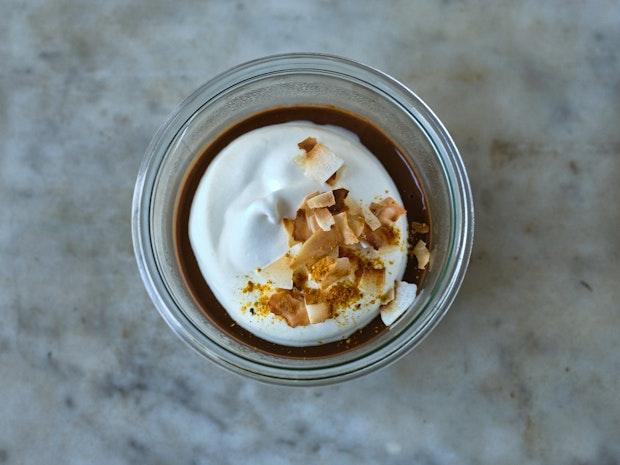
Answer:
[[132, 53, 474, 385]]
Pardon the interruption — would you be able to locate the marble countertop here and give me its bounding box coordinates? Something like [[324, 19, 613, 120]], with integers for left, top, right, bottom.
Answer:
[[2, 1, 619, 464]]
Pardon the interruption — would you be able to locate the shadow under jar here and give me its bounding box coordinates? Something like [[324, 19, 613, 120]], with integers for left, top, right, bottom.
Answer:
[[132, 53, 474, 385]]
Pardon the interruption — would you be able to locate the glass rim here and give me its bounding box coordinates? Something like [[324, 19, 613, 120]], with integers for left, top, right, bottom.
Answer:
[[132, 53, 474, 385]]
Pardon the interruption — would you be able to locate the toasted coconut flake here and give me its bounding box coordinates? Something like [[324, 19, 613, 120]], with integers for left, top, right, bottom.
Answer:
[[268, 291, 309, 327], [380, 281, 417, 326], [282, 218, 298, 247], [301, 191, 320, 208], [333, 212, 359, 245], [370, 197, 407, 226], [345, 200, 365, 236], [258, 254, 293, 290], [345, 197, 362, 216], [289, 228, 340, 269], [411, 222, 430, 234], [413, 240, 430, 269], [348, 213, 365, 237], [300, 143, 344, 183], [307, 191, 336, 209], [362, 206, 382, 231], [323, 282, 362, 310], [306, 211, 321, 233], [337, 246, 363, 275], [361, 224, 396, 249], [358, 267, 385, 297], [314, 208, 335, 231], [328, 188, 349, 214], [305, 301, 331, 324], [321, 257, 352, 289], [311, 246, 340, 270], [292, 268, 308, 290], [298, 137, 318, 152], [292, 210, 312, 242]]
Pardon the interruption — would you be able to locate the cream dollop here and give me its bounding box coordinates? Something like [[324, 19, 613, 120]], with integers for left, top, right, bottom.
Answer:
[[189, 122, 408, 346]]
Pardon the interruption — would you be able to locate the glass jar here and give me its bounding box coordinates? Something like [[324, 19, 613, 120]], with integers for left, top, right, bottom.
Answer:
[[132, 53, 474, 385]]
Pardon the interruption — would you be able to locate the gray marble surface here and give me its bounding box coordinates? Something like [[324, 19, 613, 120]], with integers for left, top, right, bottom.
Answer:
[[1, 1, 619, 464]]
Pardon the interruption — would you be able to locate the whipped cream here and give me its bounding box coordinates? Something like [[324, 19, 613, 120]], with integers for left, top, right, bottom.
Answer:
[[189, 122, 409, 346]]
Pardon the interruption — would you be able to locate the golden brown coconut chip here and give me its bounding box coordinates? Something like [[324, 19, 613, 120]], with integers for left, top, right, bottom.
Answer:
[[301, 191, 320, 206], [291, 210, 313, 242], [282, 218, 298, 247], [306, 211, 321, 233], [320, 257, 353, 289], [305, 301, 331, 324], [306, 191, 336, 209], [380, 281, 417, 326], [362, 206, 382, 231], [345, 197, 362, 216], [413, 240, 430, 269], [299, 143, 344, 183], [328, 188, 349, 214], [292, 268, 309, 290], [348, 213, 365, 237], [360, 224, 396, 249], [358, 267, 385, 297], [314, 208, 335, 231], [333, 212, 359, 245], [370, 197, 407, 227], [289, 228, 340, 270], [411, 222, 430, 234], [343, 198, 366, 236], [268, 291, 309, 327], [297, 137, 318, 152]]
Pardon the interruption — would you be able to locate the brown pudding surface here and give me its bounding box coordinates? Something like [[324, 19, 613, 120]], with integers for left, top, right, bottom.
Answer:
[[174, 106, 430, 358]]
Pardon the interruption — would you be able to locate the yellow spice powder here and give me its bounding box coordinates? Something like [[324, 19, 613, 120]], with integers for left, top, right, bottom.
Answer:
[[309, 256, 336, 281], [324, 282, 362, 311], [241, 281, 274, 317]]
